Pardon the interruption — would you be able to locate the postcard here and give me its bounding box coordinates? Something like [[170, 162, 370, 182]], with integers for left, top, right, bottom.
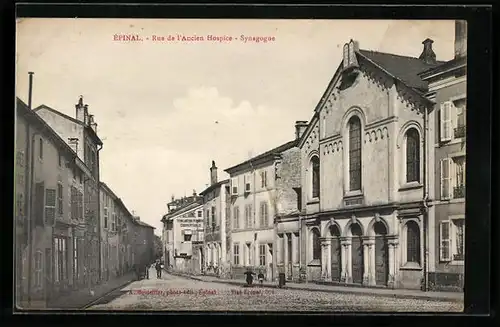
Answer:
[[15, 18, 465, 312]]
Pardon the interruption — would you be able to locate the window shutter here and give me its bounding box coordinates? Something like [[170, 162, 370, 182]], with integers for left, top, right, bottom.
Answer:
[[439, 221, 452, 261], [34, 182, 45, 226], [449, 158, 456, 199], [440, 101, 453, 142], [440, 158, 452, 200]]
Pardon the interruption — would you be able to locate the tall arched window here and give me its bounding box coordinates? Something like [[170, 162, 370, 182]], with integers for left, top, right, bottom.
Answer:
[[406, 128, 420, 183], [348, 116, 362, 191], [311, 156, 320, 198], [312, 228, 321, 260], [406, 221, 421, 264]]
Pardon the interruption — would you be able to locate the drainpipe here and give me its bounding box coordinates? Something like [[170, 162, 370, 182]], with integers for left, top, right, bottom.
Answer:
[[97, 143, 103, 281], [26, 71, 34, 307], [422, 104, 430, 292]]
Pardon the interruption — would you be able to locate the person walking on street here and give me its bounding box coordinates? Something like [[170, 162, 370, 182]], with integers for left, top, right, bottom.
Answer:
[[155, 260, 162, 278], [244, 269, 256, 286], [258, 271, 264, 286]]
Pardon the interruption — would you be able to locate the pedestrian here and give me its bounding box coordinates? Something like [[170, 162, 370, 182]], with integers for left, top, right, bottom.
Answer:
[[155, 260, 162, 278], [143, 261, 150, 279], [244, 269, 255, 286], [258, 271, 264, 286]]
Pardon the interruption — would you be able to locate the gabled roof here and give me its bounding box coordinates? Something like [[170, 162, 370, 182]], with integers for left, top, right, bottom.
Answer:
[[224, 139, 298, 174], [418, 55, 467, 81], [133, 218, 155, 229], [358, 50, 445, 93], [100, 181, 119, 199], [199, 179, 230, 196], [34, 104, 103, 146], [162, 200, 203, 222]]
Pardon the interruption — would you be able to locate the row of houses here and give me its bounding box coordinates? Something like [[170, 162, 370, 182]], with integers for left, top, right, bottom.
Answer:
[[162, 21, 466, 291], [15, 94, 156, 309]]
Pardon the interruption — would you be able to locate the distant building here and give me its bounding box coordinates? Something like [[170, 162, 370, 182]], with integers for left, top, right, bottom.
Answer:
[[199, 161, 230, 277], [225, 138, 301, 281], [161, 194, 204, 274], [419, 20, 466, 291], [99, 182, 135, 280], [131, 216, 156, 267]]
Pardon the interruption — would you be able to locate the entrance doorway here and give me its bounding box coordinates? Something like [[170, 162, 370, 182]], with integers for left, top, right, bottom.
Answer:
[[374, 222, 388, 286], [350, 223, 363, 284], [330, 225, 342, 282]]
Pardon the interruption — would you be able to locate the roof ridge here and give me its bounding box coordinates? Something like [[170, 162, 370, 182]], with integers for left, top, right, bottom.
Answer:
[[225, 139, 298, 172], [359, 49, 446, 64]]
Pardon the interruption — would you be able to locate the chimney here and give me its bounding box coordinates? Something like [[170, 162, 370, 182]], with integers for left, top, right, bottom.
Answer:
[[83, 105, 89, 125], [75, 96, 85, 122], [210, 160, 218, 185], [419, 38, 437, 64], [192, 189, 197, 197], [454, 20, 467, 59], [295, 121, 308, 140]]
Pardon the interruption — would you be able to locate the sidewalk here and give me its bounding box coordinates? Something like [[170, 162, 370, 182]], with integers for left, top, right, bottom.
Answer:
[[169, 271, 463, 303], [46, 272, 136, 310]]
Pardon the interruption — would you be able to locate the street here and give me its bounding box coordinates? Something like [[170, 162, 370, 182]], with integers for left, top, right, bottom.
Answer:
[[87, 268, 463, 312]]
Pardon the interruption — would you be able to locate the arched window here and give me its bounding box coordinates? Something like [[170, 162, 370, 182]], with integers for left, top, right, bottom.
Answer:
[[311, 156, 320, 198], [406, 128, 420, 183], [406, 221, 421, 264], [348, 116, 362, 191], [312, 228, 321, 260]]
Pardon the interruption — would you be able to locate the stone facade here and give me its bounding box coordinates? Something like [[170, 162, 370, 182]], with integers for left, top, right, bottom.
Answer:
[[226, 140, 300, 282], [292, 39, 441, 290]]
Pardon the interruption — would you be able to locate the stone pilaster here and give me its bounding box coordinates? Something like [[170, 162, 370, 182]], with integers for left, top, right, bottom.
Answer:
[[320, 237, 331, 280], [362, 236, 375, 286], [387, 237, 399, 288], [340, 237, 351, 283]]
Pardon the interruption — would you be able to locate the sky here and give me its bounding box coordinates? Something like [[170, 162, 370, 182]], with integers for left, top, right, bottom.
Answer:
[[16, 19, 455, 235]]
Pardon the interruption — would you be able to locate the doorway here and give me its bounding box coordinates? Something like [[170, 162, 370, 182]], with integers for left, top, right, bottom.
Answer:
[[350, 223, 363, 284], [374, 222, 388, 286], [330, 225, 342, 282]]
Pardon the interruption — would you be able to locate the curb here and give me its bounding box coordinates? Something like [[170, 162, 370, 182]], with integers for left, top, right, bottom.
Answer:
[[80, 277, 136, 309], [170, 273, 463, 303]]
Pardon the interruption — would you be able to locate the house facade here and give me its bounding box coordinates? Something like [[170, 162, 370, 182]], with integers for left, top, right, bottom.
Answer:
[[15, 98, 88, 307], [34, 97, 103, 285], [419, 20, 467, 291], [225, 138, 300, 281], [161, 195, 203, 274], [131, 216, 156, 267], [199, 161, 229, 277], [294, 39, 443, 289], [99, 182, 123, 280]]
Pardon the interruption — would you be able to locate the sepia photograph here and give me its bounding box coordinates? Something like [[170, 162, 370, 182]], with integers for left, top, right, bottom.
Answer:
[[15, 18, 466, 312]]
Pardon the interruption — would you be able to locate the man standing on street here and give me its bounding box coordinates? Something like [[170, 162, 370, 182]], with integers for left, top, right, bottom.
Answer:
[[155, 260, 162, 278]]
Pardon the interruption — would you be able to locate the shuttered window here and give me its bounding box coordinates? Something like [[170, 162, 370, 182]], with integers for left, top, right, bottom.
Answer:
[[440, 158, 453, 200], [440, 101, 453, 142], [260, 202, 269, 227], [439, 221, 452, 262], [233, 206, 240, 229], [233, 243, 240, 265], [57, 183, 63, 215], [35, 182, 45, 226], [45, 188, 56, 225]]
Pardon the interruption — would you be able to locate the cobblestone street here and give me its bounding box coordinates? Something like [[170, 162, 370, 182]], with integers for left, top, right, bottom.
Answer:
[[87, 269, 463, 312]]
